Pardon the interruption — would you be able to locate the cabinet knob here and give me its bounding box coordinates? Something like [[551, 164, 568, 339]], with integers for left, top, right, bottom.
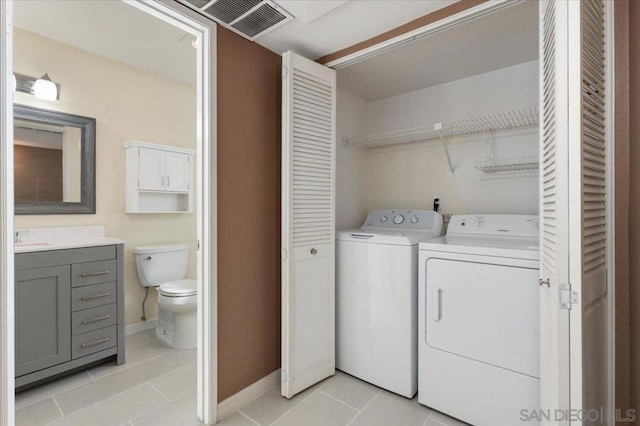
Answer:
[[310, 248, 318, 255]]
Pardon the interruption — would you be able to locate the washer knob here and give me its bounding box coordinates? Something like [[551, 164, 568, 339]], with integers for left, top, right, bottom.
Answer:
[[380, 216, 388, 223], [411, 216, 419, 224], [393, 214, 405, 224]]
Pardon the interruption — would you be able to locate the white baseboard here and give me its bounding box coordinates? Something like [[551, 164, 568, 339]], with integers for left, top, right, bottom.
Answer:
[[125, 318, 158, 336], [218, 369, 281, 420]]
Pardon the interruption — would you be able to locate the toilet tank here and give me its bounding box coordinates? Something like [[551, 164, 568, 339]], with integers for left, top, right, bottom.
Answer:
[[133, 243, 190, 287]]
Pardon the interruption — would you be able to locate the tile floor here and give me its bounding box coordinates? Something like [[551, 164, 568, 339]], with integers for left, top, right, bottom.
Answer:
[[16, 329, 467, 426], [15, 329, 198, 426]]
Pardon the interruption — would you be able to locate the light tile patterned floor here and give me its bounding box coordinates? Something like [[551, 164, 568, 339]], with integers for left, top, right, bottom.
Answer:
[[16, 329, 467, 426], [15, 329, 198, 426]]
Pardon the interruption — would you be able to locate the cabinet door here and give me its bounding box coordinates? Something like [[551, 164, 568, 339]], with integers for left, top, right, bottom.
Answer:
[[15, 265, 71, 377], [164, 152, 190, 192], [138, 148, 166, 191]]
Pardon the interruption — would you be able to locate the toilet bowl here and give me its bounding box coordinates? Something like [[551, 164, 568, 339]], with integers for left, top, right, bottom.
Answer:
[[133, 244, 197, 349]]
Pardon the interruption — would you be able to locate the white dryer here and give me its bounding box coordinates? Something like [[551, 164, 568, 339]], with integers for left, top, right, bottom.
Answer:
[[418, 214, 540, 425], [336, 209, 444, 398]]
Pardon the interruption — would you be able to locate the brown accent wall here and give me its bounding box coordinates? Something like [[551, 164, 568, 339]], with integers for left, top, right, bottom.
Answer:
[[627, 0, 640, 417], [614, 1, 631, 421], [217, 26, 282, 402], [316, 0, 488, 65], [614, 1, 631, 420]]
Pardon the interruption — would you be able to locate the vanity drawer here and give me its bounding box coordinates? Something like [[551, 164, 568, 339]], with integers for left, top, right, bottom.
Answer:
[[72, 282, 116, 311], [72, 325, 117, 359], [72, 304, 117, 336], [15, 245, 116, 271], [72, 260, 117, 287]]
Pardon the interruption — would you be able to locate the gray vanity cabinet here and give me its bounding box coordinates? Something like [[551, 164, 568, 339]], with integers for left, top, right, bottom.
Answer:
[[15, 265, 71, 377], [15, 244, 125, 389]]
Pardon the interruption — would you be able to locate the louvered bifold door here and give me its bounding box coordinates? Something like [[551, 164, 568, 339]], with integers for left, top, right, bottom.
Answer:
[[539, 1, 612, 424], [539, 0, 572, 422], [281, 51, 336, 398], [567, 0, 610, 422]]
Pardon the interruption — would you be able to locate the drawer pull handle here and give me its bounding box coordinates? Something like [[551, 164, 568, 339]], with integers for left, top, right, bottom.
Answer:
[[81, 292, 110, 301], [81, 314, 110, 325], [81, 270, 110, 277], [81, 337, 109, 348]]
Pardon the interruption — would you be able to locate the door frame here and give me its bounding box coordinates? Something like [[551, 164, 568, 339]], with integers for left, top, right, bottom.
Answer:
[[324, 0, 522, 69], [0, 0, 15, 424], [605, 0, 616, 419], [0, 0, 218, 424], [324, 0, 617, 419]]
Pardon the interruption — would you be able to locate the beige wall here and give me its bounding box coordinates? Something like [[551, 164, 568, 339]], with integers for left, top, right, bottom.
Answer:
[[336, 61, 539, 227], [13, 29, 197, 325], [336, 89, 368, 229]]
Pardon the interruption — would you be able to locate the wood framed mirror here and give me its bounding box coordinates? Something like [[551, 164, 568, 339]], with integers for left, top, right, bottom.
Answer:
[[14, 105, 96, 214]]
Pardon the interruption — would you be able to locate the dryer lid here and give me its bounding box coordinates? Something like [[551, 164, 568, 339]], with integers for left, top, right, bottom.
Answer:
[[159, 279, 197, 296]]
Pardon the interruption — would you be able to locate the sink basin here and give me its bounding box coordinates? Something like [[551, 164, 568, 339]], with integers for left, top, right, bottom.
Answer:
[[15, 242, 52, 249]]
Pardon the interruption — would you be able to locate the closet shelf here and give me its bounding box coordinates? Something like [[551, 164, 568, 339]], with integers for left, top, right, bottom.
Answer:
[[474, 156, 539, 173], [344, 107, 539, 148]]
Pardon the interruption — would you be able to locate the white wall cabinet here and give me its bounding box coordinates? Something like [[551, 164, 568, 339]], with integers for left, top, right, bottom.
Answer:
[[124, 141, 195, 213], [164, 152, 191, 192]]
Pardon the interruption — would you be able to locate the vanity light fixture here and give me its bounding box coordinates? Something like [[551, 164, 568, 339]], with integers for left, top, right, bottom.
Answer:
[[14, 73, 60, 101]]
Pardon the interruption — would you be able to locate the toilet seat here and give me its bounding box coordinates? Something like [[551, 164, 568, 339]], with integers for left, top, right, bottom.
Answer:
[[159, 279, 197, 297]]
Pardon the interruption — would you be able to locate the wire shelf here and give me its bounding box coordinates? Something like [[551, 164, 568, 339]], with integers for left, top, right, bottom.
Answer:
[[474, 156, 539, 173], [344, 107, 539, 148]]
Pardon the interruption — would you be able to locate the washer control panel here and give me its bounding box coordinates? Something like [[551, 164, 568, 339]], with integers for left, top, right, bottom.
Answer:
[[363, 209, 441, 231], [449, 215, 539, 237]]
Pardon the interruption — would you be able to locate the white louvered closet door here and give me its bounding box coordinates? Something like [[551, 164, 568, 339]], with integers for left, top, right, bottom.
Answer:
[[281, 51, 336, 398], [539, 1, 611, 424]]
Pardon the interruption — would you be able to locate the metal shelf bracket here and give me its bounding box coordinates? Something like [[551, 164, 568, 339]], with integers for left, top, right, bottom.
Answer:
[[435, 124, 455, 175]]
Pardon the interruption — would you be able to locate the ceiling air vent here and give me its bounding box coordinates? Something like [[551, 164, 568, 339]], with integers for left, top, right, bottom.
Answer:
[[178, 0, 293, 41]]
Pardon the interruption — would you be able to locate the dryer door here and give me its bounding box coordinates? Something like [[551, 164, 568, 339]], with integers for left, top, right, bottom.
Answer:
[[425, 256, 539, 377]]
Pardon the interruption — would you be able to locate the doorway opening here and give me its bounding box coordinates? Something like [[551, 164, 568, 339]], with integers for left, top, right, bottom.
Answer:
[[1, 0, 216, 424]]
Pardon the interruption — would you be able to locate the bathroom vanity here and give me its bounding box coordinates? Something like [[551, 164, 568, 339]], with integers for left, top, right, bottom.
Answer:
[[14, 230, 125, 389]]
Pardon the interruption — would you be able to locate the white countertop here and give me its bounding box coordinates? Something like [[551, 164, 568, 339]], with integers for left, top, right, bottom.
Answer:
[[14, 226, 125, 253]]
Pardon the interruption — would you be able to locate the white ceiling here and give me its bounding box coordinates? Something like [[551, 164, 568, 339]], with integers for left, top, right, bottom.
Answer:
[[261, 0, 458, 59], [11, 0, 459, 86], [274, 1, 349, 24], [336, 0, 539, 102], [13, 0, 196, 86], [12, 0, 536, 100]]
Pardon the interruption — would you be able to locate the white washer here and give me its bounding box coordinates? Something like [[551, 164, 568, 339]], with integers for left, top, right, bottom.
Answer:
[[418, 214, 540, 425], [336, 209, 444, 398]]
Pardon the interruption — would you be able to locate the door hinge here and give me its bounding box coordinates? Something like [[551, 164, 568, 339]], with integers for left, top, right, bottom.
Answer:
[[197, 240, 200, 251], [282, 65, 289, 80], [281, 369, 288, 381], [281, 247, 288, 260], [559, 283, 578, 310]]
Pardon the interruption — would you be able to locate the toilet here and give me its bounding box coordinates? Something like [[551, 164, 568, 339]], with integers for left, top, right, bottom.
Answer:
[[133, 243, 197, 349]]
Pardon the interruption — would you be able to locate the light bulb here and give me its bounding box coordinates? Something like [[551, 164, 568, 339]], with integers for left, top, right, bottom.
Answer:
[[33, 73, 57, 100]]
